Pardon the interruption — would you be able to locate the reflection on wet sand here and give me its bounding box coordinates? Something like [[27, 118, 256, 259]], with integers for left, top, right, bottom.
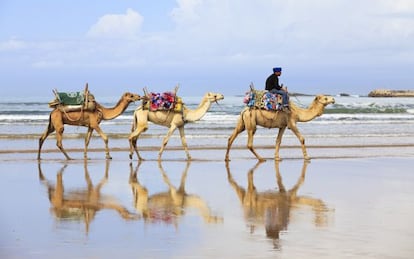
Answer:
[[38, 160, 139, 234], [226, 161, 331, 248], [129, 161, 223, 226]]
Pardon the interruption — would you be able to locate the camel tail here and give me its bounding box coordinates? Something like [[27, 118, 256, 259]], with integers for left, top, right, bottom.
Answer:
[[38, 112, 55, 159], [43, 112, 55, 136], [239, 108, 248, 129], [131, 109, 138, 132], [131, 106, 143, 132]]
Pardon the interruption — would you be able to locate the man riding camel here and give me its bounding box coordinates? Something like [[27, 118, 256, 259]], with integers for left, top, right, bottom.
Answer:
[[265, 67, 289, 111]]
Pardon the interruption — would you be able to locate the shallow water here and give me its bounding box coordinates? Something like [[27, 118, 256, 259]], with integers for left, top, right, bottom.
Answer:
[[1, 152, 413, 258]]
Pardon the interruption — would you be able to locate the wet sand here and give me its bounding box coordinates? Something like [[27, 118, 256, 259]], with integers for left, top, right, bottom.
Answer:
[[1, 144, 414, 258]]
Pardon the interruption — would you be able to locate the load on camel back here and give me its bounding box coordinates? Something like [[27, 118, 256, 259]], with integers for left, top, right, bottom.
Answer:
[[48, 83, 96, 112], [243, 83, 288, 111], [142, 85, 183, 112]]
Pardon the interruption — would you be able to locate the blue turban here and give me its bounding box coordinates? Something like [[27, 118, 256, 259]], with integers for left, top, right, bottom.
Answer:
[[273, 67, 282, 73]]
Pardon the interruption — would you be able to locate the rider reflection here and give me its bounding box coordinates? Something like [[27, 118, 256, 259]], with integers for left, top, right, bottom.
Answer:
[[226, 160, 331, 249]]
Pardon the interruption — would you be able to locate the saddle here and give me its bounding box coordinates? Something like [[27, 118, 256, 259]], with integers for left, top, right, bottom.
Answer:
[[48, 83, 96, 112], [244, 89, 284, 111]]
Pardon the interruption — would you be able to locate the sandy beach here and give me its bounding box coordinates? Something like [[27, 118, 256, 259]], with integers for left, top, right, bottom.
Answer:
[[1, 141, 414, 258]]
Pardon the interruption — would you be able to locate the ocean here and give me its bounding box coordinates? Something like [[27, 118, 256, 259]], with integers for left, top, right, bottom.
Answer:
[[1, 94, 414, 155]]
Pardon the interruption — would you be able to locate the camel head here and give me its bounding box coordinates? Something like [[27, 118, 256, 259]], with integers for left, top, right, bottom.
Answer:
[[314, 95, 335, 106], [205, 92, 224, 104], [122, 92, 141, 103]]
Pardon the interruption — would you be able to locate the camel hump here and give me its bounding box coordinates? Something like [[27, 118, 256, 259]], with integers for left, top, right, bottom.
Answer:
[[243, 89, 284, 111]]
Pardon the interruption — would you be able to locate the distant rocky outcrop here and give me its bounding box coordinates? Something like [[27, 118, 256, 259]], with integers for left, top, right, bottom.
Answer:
[[368, 89, 414, 97]]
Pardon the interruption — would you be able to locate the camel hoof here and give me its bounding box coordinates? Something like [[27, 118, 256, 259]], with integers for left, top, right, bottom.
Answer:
[[129, 154, 133, 160], [106, 155, 112, 160], [304, 156, 311, 161]]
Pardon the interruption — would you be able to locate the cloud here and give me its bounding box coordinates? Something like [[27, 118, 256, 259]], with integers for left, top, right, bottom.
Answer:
[[86, 8, 144, 39], [165, 0, 414, 63], [170, 0, 203, 25], [1, 1, 414, 94], [0, 38, 26, 51]]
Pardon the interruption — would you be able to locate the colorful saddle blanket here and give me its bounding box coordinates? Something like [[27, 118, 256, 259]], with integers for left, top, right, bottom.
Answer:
[[145, 92, 183, 112], [244, 90, 284, 111]]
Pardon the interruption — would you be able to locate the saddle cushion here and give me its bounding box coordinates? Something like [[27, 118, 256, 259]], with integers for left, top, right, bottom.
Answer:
[[48, 91, 96, 111], [146, 92, 183, 112], [58, 92, 85, 105]]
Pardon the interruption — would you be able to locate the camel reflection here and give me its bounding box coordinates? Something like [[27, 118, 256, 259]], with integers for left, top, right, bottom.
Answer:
[[129, 161, 222, 226], [38, 160, 138, 234], [226, 161, 330, 246]]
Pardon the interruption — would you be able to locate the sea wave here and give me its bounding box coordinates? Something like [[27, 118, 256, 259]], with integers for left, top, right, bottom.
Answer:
[[1, 95, 413, 125], [1, 113, 414, 125]]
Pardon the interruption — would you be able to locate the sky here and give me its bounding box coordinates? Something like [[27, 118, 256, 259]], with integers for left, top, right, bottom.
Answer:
[[1, 0, 413, 97]]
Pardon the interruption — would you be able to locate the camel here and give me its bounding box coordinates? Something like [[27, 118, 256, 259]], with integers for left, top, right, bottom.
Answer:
[[226, 160, 330, 247], [225, 94, 335, 161], [38, 92, 141, 160], [38, 160, 139, 234], [129, 161, 223, 226], [129, 92, 224, 161]]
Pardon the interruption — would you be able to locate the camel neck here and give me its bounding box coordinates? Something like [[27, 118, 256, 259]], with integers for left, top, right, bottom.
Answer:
[[183, 96, 211, 122], [290, 101, 325, 122], [98, 98, 130, 120]]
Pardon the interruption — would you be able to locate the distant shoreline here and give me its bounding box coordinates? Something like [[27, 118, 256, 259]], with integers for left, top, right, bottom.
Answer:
[[368, 89, 414, 97]]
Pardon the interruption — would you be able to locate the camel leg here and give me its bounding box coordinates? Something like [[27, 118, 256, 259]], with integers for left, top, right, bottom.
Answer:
[[95, 160, 109, 192], [38, 120, 55, 160], [84, 128, 93, 160], [129, 110, 148, 161], [288, 160, 310, 197], [128, 124, 147, 161], [225, 120, 245, 161], [129, 161, 149, 215], [158, 125, 177, 161], [289, 125, 310, 160], [274, 127, 286, 161], [225, 161, 246, 201], [178, 126, 192, 160], [247, 128, 265, 162], [92, 125, 112, 159], [274, 160, 286, 193], [55, 125, 72, 160]]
